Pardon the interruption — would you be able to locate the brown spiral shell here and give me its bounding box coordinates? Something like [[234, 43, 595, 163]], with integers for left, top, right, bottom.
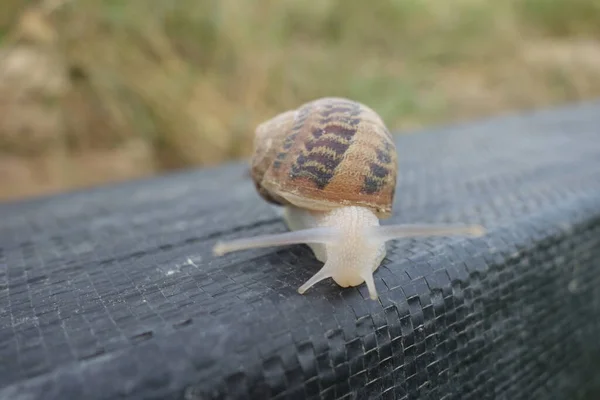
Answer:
[[250, 97, 398, 218]]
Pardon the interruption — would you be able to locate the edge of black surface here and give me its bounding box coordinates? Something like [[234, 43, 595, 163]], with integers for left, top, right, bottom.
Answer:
[[1, 98, 599, 210]]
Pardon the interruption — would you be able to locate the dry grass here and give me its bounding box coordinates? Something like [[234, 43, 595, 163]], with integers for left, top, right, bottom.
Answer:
[[1, 0, 600, 201]]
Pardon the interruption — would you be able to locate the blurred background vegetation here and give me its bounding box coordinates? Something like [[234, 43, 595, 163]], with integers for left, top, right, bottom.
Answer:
[[1, 0, 600, 201]]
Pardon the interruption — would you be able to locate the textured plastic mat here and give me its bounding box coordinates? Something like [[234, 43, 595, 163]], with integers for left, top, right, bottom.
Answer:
[[1, 101, 600, 400]]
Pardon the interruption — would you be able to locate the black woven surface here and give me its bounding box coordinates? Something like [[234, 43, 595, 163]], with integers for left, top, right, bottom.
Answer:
[[1, 101, 600, 400]]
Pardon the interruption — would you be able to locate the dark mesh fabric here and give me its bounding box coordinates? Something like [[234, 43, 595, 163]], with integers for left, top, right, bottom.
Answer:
[[1, 101, 600, 400]]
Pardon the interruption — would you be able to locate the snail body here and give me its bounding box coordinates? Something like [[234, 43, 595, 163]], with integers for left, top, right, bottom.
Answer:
[[214, 97, 484, 300]]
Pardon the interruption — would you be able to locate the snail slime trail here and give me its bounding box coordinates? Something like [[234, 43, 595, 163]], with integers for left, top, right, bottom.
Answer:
[[213, 97, 486, 300]]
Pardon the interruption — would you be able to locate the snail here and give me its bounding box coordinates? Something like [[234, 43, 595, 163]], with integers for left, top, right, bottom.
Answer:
[[213, 97, 485, 300]]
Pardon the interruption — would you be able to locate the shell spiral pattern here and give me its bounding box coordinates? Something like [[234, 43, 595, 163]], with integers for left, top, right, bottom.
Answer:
[[251, 97, 398, 218]]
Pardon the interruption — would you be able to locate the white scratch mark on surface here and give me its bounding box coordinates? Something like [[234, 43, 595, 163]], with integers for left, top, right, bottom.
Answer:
[[186, 257, 201, 268], [159, 256, 203, 276]]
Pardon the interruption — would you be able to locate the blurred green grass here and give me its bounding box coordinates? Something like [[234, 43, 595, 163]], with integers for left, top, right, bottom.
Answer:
[[1, 0, 600, 200]]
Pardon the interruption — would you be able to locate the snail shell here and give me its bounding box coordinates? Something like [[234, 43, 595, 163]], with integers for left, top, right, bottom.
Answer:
[[251, 97, 398, 218]]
